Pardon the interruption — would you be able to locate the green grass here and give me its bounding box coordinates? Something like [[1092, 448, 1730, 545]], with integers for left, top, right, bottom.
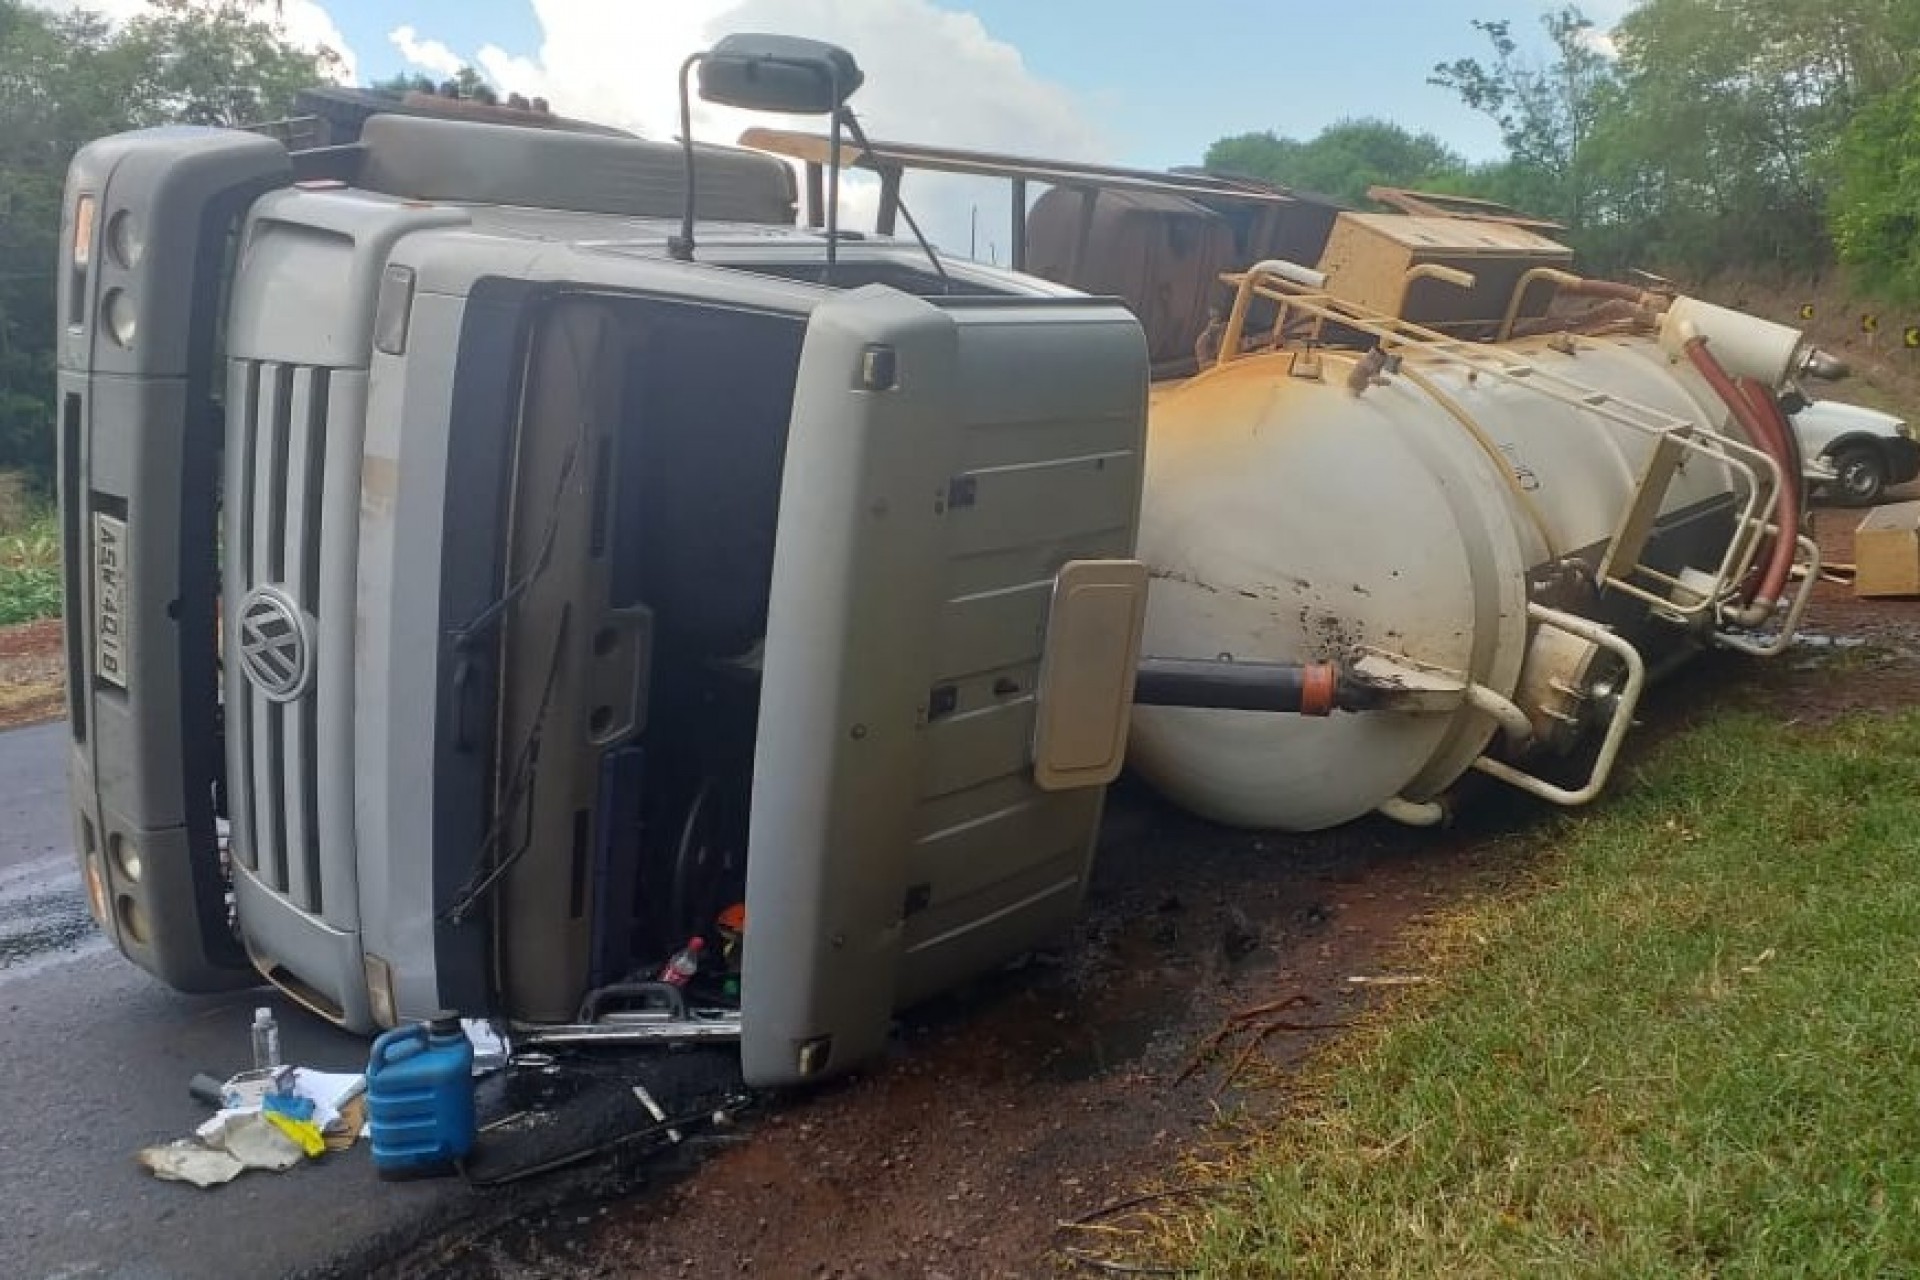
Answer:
[[0, 508, 61, 625], [1154, 708, 1920, 1279]]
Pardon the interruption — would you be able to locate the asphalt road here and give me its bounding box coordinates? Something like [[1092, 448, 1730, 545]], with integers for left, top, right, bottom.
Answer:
[[0, 720, 483, 1280]]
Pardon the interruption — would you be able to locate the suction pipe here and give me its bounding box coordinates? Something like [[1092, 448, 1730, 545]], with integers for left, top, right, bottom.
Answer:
[[1680, 334, 1798, 624]]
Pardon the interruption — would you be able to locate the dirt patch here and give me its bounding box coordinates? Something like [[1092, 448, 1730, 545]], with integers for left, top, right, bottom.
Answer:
[[1753, 505, 1920, 725], [0, 619, 64, 730], [402, 799, 1509, 1280]]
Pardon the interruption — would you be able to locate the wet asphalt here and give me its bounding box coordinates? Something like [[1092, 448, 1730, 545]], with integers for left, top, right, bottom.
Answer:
[[0, 721, 486, 1280]]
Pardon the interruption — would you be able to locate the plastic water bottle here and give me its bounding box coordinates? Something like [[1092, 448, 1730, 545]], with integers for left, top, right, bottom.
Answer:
[[251, 1006, 281, 1071], [658, 936, 705, 987]]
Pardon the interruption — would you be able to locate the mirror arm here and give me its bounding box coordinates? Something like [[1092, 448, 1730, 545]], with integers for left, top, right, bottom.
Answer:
[[670, 51, 703, 262], [824, 66, 841, 282]]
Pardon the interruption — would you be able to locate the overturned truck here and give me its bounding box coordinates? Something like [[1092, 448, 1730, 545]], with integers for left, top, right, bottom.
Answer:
[[57, 35, 1840, 1089]]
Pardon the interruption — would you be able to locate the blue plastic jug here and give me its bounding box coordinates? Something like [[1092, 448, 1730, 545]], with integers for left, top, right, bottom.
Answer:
[[366, 1012, 475, 1179]]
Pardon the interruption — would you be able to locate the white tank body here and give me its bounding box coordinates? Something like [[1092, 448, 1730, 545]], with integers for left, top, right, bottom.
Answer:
[[1127, 331, 1757, 831]]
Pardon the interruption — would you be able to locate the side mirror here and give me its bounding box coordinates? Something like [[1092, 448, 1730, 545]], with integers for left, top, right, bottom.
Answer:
[[698, 34, 864, 116]]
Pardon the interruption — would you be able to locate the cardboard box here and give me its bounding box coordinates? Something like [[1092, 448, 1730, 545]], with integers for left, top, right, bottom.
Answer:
[[1854, 500, 1920, 598]]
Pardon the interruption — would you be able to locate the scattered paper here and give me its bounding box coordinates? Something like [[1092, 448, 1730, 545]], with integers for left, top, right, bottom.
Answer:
[[194, 1111, 306, 1172], [138, 1140, 245, 1188], [145, 1063, 369, 1186], [220, 1066, 294, 1110], [288, 1067, 366, 1132]]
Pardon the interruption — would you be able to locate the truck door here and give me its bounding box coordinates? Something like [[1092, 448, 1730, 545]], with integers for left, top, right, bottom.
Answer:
[[740, 285, 1149, 1088]]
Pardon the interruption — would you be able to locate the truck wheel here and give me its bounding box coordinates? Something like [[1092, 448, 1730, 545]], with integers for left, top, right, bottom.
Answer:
[[1830, 444, 1887, 507]]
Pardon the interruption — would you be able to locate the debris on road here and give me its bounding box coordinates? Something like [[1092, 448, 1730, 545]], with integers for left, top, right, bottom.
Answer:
[[137, 1140, 248, 1188], [464, 1017, 510, 1076], [138, 1063, 369, 1188]]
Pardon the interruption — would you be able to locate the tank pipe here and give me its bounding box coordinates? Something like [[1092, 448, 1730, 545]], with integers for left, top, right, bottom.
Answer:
[[1733, 377, 1794, 590], [1465, 683, 1535, 750], [1132, 657, 1349, 716], [1377, 796, 1448, 828], [1498, 270, 1662, 342], [1682, 335, 1797, 623], [1216, 259, 1329, 367], [1739, 375, 1807, 500], [1498, 268, 1580, 342], [1736, 374, 1812, 625], [1563, 276, 1660, 305], [1469, 602, 1648, 808], [1393, 263, 1476, 319]]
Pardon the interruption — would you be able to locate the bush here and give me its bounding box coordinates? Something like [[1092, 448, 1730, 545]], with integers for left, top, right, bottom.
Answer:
[[1831, 72, 1920, 303], [0, 507, 61, 625]]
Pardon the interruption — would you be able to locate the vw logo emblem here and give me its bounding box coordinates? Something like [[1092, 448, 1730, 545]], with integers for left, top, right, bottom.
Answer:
[[237, 586, 312, 702]]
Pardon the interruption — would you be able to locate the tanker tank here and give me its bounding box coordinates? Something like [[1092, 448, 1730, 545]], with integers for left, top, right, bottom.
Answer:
[[1127, 265, 1832, 831], [730, 127, 1842, 833]]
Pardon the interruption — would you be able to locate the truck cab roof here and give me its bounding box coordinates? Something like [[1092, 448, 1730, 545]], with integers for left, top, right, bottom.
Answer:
[[256, 109, 1065, 308]]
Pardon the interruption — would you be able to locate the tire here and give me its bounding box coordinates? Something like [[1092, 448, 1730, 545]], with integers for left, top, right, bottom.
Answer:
[[1829, 444, 1888, 507]]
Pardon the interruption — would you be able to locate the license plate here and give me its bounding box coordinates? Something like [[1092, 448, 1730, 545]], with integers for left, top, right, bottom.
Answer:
[[93, 510, 128, 689]]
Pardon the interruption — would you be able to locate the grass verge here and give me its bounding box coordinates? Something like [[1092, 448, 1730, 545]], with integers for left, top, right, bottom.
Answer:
[[1, 508, 61, 626], [1132, 707, 1920, 1278]]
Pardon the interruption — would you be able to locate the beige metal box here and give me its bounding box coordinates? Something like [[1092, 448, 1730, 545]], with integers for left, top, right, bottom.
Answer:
[[1854, 500, 1920, 598], [1315, 212, 1575, 333]]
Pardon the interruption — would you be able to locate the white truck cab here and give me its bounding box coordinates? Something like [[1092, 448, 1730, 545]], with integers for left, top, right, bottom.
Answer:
[[57, 37, 1164, 1088]]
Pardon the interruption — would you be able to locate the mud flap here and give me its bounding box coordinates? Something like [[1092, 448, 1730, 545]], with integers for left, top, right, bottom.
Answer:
[[739, 286, 1148, 1089]]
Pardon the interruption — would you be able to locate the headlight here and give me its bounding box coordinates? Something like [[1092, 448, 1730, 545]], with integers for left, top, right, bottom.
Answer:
[[103, 288, 137, 347], [111, 832, 142, 882], [107, 209, 143, 269]]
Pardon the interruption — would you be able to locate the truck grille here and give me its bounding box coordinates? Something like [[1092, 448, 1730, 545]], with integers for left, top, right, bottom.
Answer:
[[227, 359, 330, 917]]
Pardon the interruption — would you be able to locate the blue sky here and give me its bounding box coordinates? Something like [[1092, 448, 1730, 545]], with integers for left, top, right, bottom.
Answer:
[[39, 0, 1631, 255], [319, 0, 1633, 169]]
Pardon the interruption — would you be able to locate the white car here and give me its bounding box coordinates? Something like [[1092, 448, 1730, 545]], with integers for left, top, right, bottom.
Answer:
[[1786, 395, 1920, 506]]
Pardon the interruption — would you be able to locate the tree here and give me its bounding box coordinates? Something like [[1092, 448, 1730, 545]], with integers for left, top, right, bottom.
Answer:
[[1428, 5, 1618, 229], [370, 71, 438, 96], [0, 0, 333, 487], [1831, 70, 1920, 300], [0, 0, 121, 486], [1582, 0, 1916, 274], [1204, 119, 1468, 207], [114, 0, 343, 127], [446, 65, 498, 106]]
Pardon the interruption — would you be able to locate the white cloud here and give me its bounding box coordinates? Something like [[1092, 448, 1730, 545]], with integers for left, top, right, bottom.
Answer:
[[266, 0, 356, 80], [1577, 28, 1621, 59], [390, 0, 1107, 260], [388, 24, 464, 80], [30, 0, 357, 81]]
